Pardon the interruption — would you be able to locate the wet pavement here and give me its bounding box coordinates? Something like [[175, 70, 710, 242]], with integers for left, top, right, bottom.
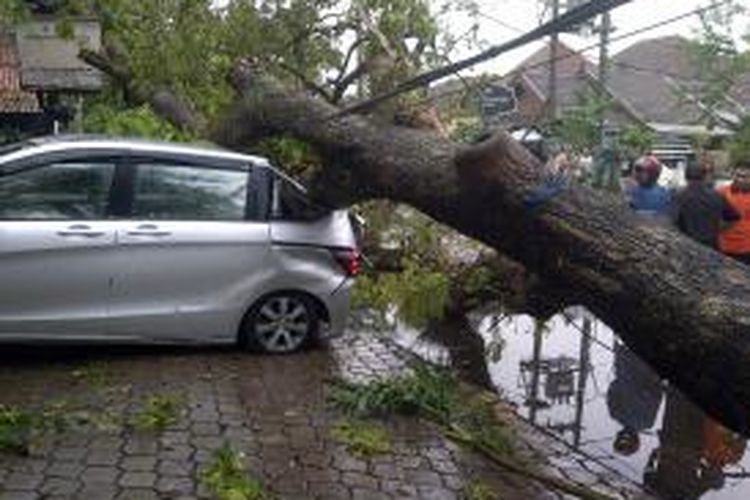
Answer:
[[0, 331, 646, 499], [395, 308, 750, 500]]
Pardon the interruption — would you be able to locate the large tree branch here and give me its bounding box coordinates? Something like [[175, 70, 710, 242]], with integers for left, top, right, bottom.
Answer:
[[79, 48, 204, 133], [87, 53, 750, 434], [215, 62, 750, 433], [330, 59, 372, 104], [274, 60, 335, 103], [333, 36, 368, 84]]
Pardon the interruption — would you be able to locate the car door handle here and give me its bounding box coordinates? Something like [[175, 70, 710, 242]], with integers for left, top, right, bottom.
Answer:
[[58, 224, 106, 238], [127, 224, 172, 237]]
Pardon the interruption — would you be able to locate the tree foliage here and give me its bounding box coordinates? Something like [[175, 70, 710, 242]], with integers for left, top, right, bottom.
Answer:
[[688, 0, 749, 127], [0, 0, 29, 30], [729, 116, 750, 165], [4, 0, 473, 141], [619, 125, 654, 159], [551, 95, 610, 155]]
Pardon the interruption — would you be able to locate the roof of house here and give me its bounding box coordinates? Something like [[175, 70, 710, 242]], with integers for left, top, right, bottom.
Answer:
[[608, 36, 711, 126], [729, 72, 750, 110], [506, 36, 750, 130], [512, 40, 597, 109], [0, 33, 40, 114]]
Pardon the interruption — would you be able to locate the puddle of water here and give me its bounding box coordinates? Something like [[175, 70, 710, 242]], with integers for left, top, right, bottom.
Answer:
[[393, 307, 750, 500]]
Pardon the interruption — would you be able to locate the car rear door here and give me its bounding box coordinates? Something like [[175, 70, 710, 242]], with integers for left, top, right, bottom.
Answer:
[[107, 157, 271, 342], [0, 157, 118, 340]]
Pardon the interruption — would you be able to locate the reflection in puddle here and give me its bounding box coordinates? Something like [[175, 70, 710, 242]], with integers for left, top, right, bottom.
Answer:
[[393, 308, 750, 500]]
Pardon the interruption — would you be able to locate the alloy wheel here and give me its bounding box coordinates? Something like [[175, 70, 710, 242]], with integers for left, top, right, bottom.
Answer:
[[253, 295, 312, 353]]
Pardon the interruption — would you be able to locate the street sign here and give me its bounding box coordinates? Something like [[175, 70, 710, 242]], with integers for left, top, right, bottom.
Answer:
[[480, 84, 517, 126]]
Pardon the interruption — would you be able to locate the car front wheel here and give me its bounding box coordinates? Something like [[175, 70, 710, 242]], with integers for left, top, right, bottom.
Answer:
[[242, 293, 318, 354]]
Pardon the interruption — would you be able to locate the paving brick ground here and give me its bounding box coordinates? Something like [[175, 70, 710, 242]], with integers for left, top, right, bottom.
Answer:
[[0, 332, 648, 499]]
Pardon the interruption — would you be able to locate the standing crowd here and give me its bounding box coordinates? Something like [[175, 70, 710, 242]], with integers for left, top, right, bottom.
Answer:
[[627, 154, 750, 262]]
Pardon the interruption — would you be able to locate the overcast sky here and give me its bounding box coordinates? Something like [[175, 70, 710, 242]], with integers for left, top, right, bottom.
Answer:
[[462, 0, 749, 76]]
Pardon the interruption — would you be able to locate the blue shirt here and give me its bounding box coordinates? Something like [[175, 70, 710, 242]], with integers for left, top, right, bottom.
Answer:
[[629, 185, 671, 215]]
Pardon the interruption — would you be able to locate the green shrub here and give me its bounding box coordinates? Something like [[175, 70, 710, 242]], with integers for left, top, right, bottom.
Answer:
[[201, 446, 269, 500], [134, 395, 182, 432], [330, 366, 513, 460], [331, 419, 392, 458], [0, 405, 34, 454]]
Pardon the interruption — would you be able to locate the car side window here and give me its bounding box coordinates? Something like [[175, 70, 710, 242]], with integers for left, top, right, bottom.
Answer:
[[274, 178, 329, 221], [0, 162, 115, 220], [133, 163, 249, 221]]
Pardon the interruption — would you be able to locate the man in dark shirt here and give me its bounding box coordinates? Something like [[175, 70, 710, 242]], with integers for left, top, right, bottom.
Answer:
[[607, 342, 663, 456], [671, 162, 740, 249]]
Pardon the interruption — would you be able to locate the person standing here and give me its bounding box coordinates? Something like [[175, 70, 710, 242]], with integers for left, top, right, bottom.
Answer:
[[607, 342, 664, 457], [627, 155, 671, 216], [671, 162, 739, 249], [643, 386, 746, 499], [719, 164, 750, 264]]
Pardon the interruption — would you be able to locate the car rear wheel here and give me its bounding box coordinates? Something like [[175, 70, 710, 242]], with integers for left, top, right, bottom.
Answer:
[[242, 293, 318, 354]]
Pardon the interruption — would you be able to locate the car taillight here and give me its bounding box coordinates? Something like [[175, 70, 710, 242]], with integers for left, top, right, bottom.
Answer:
[[330, 248, 362, 277]]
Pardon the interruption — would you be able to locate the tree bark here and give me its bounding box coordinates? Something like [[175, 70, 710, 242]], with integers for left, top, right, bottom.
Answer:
[[215, 63, 750, 433], [89, 57, 750, 434], [423, 313, 495, 391]]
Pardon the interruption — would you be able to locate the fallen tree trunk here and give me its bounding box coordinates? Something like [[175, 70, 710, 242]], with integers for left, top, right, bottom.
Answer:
[[88, 56, 750, 433], [218, 63, 750, 433]]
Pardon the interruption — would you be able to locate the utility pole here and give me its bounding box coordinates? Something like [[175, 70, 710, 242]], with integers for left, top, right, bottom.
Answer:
[[593, 9, 618, 191], [548, 0, 560, 121], [572, 316, 592, 448], [598, 10, 611, 93], [528, 319, 545, 425]]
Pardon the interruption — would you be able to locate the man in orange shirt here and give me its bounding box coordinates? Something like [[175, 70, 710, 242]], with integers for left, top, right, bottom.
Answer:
[[719, 165, 750, 264]]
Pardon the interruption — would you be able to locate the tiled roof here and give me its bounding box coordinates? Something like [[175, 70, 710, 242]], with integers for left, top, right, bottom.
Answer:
[[505, 36, 750, 128], [512, 41, 596, 109], [609, 36, 750, 126], [730, 73, 750, 112], [0, 33, 40, 113], [608, 36, 707, 126]]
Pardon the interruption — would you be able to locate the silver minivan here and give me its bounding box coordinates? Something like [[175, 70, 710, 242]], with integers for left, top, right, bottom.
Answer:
[[0, 136, 360, 353]]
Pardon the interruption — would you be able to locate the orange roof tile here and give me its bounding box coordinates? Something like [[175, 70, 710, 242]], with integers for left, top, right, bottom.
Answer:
[[0, 33, 40, 113]]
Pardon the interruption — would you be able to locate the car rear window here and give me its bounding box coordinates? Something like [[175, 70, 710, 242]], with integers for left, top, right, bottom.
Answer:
[[132, 163, 249, 221]]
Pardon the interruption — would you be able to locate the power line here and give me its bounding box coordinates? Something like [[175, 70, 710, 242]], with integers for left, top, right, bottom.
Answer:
[[506, 0, 734, 81], [561, 311, 615, 355], [608, 1, 731, 46], [331, 0, 635, 118], [428, 0, 735, 106], [475, 11, 526, 35], [474, 0, 733, 82]]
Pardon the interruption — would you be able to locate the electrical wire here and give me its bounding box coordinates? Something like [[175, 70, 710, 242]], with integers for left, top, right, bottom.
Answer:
[[331, 0, 636, 117], [475, 11, 526, 35], [475, 1, 730, 82], [560, 310, 617, 355], [427, 0, 736, 105]]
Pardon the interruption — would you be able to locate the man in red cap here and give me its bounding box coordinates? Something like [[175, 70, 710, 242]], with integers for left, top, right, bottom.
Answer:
[[627, 155, 671, 216]]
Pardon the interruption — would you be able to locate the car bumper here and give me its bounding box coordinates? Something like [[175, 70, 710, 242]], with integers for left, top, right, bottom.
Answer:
[[320, 278, 354, 339]]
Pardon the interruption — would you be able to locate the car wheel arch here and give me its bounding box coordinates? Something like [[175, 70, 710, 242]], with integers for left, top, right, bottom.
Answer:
[[237, 289, 330, 348]]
